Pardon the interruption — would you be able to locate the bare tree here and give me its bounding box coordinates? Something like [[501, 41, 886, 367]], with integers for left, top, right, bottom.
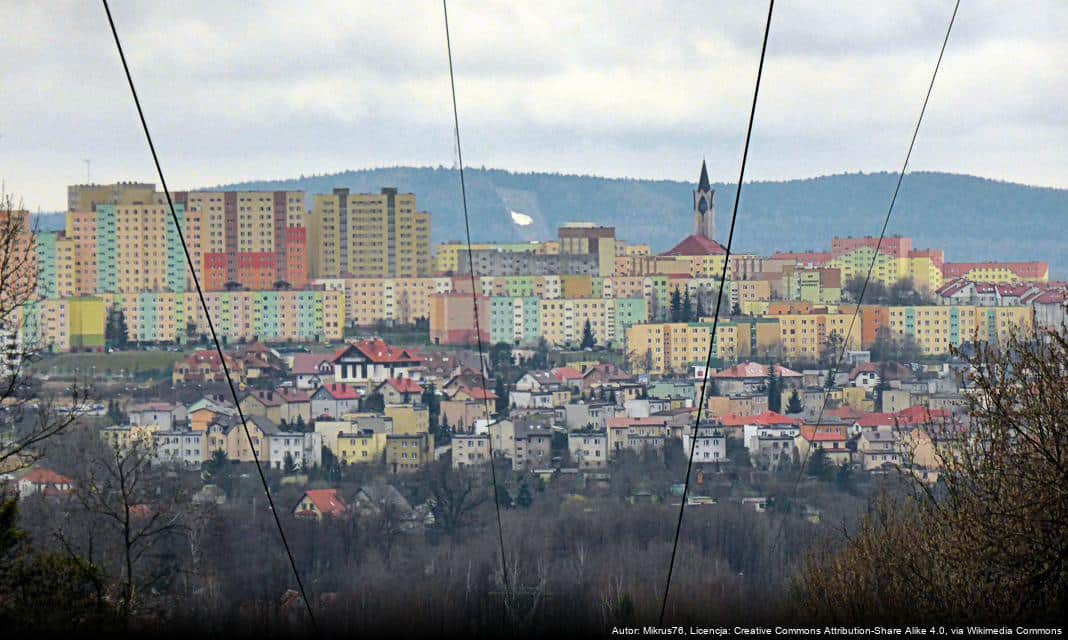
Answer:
[[74, 439, 185, 624], [0, 193, 89, 472], [794, 328, 1068, 625], [426, 461, 488, 538]]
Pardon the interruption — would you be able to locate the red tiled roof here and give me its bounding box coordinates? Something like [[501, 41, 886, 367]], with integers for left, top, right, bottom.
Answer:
[[354, 339, 421, 364], [894, 405, 951, 426], [301, 489, 347, 517], [21, 468, 74, 486], [607, 416, 668, 429], [386, 378, 423, 394], [943, 262, 1048, 279], [720, 411, 802, 427], [855, 412, 897, 428], [798, 425, 847, 442], [321, 383, 361, 400], [289, 353, 332, 375], [826, 406, 866, 421], [464, 387, 497, 401], [661, 234, 727, 256], [714, 362, 801, 379], [552, 366, 583, 381]]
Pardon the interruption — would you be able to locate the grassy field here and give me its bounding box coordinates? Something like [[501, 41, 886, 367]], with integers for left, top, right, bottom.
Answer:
[[29, 351, 188, 377]]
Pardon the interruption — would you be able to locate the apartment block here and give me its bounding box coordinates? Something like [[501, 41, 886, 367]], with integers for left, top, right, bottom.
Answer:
[[309, 187, 431, 278]]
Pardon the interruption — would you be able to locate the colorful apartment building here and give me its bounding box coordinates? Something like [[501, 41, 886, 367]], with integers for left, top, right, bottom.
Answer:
[[625, 318, 781, 374], [309, 187, 431, 278], [942, 262, 1049, 283], [885, 305, 1033, 355], [17, 290, 345, 352], [175, 190, 308, 291]]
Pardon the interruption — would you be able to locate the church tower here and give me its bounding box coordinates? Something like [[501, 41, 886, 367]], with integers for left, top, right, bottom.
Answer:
[[693, 160, 715, 240]]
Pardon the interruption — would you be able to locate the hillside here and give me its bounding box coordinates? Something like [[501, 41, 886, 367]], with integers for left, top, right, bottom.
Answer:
[[205, 167, 1062, 278]]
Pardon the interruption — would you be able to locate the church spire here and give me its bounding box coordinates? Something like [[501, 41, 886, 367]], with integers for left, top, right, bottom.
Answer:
[[693, 160, 716, 240]]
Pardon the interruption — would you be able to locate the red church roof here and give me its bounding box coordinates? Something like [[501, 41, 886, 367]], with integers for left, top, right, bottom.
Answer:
[[661, 234, 727, 257]]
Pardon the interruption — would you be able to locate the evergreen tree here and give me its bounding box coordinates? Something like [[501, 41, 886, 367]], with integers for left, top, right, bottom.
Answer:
[[807, 447, 831, 481], [670, 286, 682, 322], [580, 319, 596, 349], [364, 391, 385, 413], [787, 388, 804, 414], [494, 378, 510, 416], [105, 306, 129, 349], [283, 451, 297, 475], [681, 288, 693, 321], [516, 483, 533, 508], [767, 366, 782, 413]]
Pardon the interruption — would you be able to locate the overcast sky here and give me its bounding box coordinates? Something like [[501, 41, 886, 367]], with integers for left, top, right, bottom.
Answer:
[[2, 0, 1065, 212]]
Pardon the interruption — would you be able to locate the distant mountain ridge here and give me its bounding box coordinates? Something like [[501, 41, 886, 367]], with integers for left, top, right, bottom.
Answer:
[[202, 167, 1062, 279]]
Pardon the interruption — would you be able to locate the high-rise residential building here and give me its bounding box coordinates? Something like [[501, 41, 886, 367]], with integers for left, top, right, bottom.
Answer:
[[558, 223, 616, 276], [67, 182, 156, 212], [175, 190, 308, 291], [309, 187, 431, 279]]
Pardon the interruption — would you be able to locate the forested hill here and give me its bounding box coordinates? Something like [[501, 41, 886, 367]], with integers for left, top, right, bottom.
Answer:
[[202, 167, 1063, 278]]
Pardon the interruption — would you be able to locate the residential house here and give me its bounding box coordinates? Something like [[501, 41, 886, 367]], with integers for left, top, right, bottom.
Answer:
[[16, 468, 74, 497], [186, 397, 236, 431], [713, 362, 802, 396], [310, 383, 362, 420], [153, 430, 207, 468], [287, 353, 335, 390], [374, 377, 424, 405], [567, 429, 608, 468], [513, 428, 553, 471], [452, 433, 491, 468], [173, 350, 246, 385], [563, 401, 619, 430], [858, 426, 903, 471], [331, 339, 421, 387], [795, 425, 851, 466], [240, 390, 291, 425], [385, 432, 434, 473], [293, 488, 347, 519], [606, 416, 668, 456], [681, 422, 727, 465], [384, 404, 429, 435], [127, 402, 185, 431], [332, 428, 388, 466]]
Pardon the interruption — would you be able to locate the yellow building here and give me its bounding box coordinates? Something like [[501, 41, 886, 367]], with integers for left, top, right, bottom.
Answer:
[[67, 182, 156, 212], [67, 297, 106, 350], [885, 305, 1033, 355], [384, 404, 429, 435], [336, 430, 388, 466], [309, 187, 431, 278], [772, 310, 862, 362], [385, 433, 434, 473], [625, 319, 780, 375]]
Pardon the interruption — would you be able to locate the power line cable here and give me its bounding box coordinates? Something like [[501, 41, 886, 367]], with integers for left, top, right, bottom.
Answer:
[[767, 0, 960, 560], [658, 0, 775, 625], [101, 0, 318, 630], [442, 0, 512, 597]]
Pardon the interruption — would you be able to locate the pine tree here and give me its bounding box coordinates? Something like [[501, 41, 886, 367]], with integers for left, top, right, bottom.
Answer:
[[767, 366, 782, 413], [516, 483, 533, 508], [682, 288, 693, 321], [670, 286, 682, 322], [787, 388, 804, 414], [580, 318, 596, 349]]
